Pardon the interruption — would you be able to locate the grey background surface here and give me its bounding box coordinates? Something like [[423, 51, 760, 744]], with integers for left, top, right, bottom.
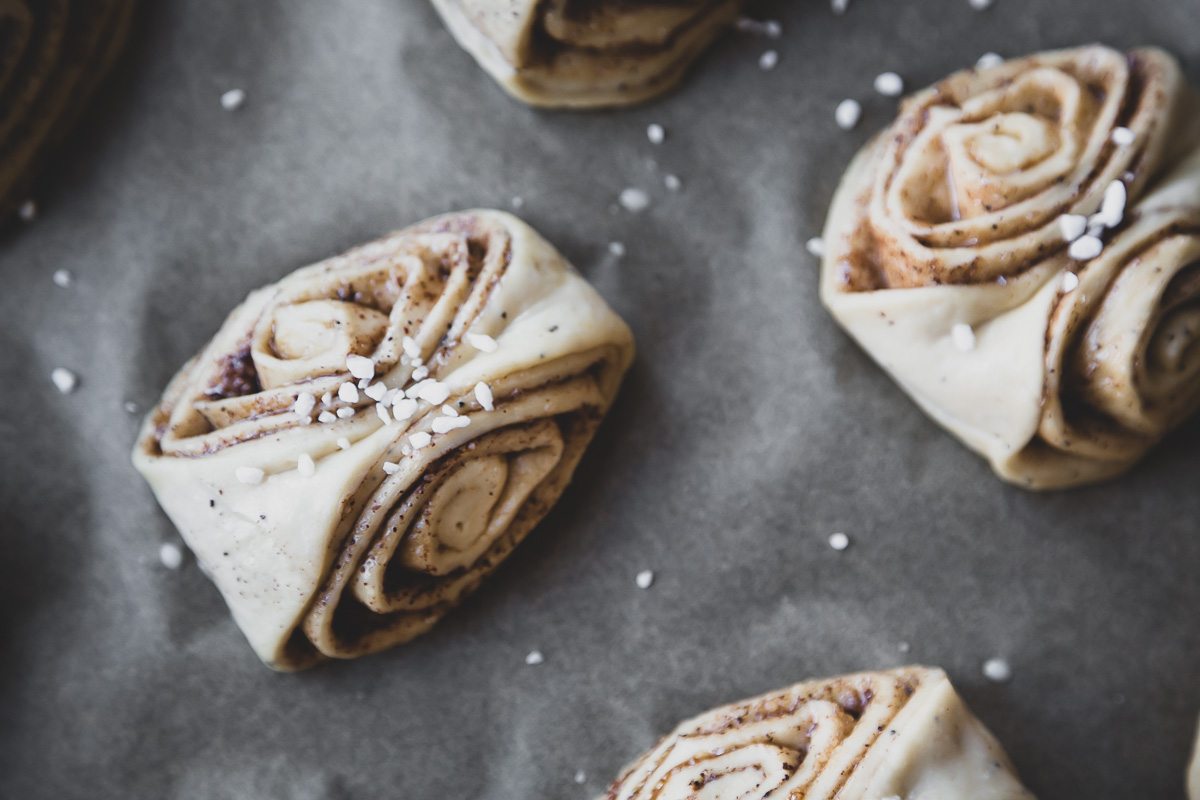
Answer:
[[1, 1, 1198, 798]]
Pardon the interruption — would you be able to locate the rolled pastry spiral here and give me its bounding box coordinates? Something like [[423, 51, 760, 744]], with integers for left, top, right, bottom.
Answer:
[[602, 667, 1033, 800], [430, 0, 742, 108], [133, 210, 634, 669], [820, 46, 1200, 489], [0, 0, 135, 215]]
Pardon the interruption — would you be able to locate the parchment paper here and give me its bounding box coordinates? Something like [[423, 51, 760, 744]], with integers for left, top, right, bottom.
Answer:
[[1, 1, 1198, 798]]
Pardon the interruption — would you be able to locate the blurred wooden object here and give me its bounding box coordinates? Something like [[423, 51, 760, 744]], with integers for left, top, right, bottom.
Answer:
[[0, 0, 135, 217]]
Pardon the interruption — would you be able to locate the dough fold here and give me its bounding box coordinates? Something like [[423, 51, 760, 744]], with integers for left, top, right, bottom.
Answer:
[[601, 667, 1033, 800], [0, 0, 135, 215], [430, 0, 741, 108], [819, 46, 1200, 489], [133, 210, 634, 669]]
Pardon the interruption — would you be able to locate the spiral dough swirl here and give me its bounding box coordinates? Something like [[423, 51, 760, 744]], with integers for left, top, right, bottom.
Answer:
[[430, 0, 742, 108], [603, 668, 1033, 800], [820, 46, 1200, 488], [134, 210, 634, 669]]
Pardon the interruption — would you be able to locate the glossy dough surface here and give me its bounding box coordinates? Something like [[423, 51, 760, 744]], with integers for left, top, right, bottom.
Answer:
[[602, 667, 1033, 800], [133, 210, 634, 669], [430, 0, 741, 108], [0, 0, 135, 215], [819, 45, 1200, 489]]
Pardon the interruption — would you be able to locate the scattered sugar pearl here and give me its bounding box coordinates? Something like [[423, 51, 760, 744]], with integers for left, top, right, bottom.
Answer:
[[392, 397, 419, 420], [297, 453, 316, 477], [805, 236, 826, 257], [376, 403, 393, 425], [897, 641, 911, 654], [1095, 180, 1127, 229], [320, 391, 333, 407], [317, 410, 336, 424], [1068, 235, 1103, 261], [968, 0, 993, 10], [951, 323, 976, 352], [983, 657, 1012, 683], [608, 241, 627, 258], [525, 650, 545, 666], [411, 365, 429, 381], [1058, 214, 1087, 242], [635, 569, 655, 589], [646, 123, 665, 144], [874, 72, 904, 97], [574, 770, 587, 785], [432, 415, 471, 434], [475, 381, 495, 411], [402, 336, 421, 359], [364, 382, 387, 401], [17, 199, 36, 222], [220, 88, 246, 110], [409, 431, 432, 450], [834, 98, 862, 130], [510, 195, 524, 210], [293, 392, 316, 418], [235, 466, 264, 485], [828, 532, 850, 551], [466, 332, 499, 353], [337, 381, 359, 403], [52, 269, 72, 287], [418, 381, 450, 404], [405, 381, 439, 402], [736, 17, 782, 38], [50, 367, 77, 394], [619, 187, 651, 212], [336, 406, 355, 419], [1111, 127, 1135, 146], [159, 542, 184, 570], [663, 174, 682, 192], [382, 461, 401, 475], [758, 50, 779, 71], [123, 400, 139, 414], [346, 354, 374, 381], [976, 52, 1004, 69], [441, 403, 459, 418], [831, 0, 850, 14], [336, 437, 352, 450], [1061, 272, 1080, 293]]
